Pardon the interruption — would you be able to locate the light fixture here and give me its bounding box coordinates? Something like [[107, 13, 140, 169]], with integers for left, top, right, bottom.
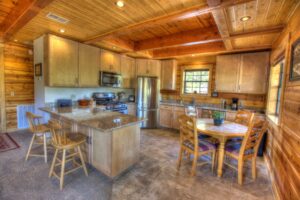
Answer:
[[192, 54, 195, 57], [240, 16, 251, 22], [116, 0, 125, 8], [59, 29, 65, 33], [112, 46, 116, 49], [14, 39, 18, 42]]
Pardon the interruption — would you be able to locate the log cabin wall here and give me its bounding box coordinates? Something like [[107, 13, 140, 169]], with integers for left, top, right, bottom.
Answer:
[[3, 43, 34, 131], [161, 55, 266, 109], [265, 5, 300, 200]]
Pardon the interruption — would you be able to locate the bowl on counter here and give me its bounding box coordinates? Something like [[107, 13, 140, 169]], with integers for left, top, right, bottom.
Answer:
[[78, 99, 90, 107]]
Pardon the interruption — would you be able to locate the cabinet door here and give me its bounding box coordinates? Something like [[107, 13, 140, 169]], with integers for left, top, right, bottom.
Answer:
[[159, 106, 173, 128], [136, 59, 149, 76], [127, 104, 136, 116], [78, 44, 100, 87], [216, 55, 240, 92], [121, 56, 136, 88], [172, 107, 185, 129], [111, 52, 121, 73], [100, 49, 113, 72], [239, 52, 269, 94], [47, 35, 78, 86], [161, 59, 177, 90], [148, 60, 161, 77]]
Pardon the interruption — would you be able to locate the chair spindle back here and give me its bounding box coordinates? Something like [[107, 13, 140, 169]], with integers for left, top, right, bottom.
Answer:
[[178, 115, 198, 149], [234, 110, 253, 126], [48, 119, 67, 146]]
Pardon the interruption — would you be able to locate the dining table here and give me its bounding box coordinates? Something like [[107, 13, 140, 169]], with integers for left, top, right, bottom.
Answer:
[[196, 118, 248, 177]]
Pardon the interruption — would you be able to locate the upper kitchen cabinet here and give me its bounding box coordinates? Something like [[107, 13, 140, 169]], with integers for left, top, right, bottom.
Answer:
[[121, 55, 136, 88], [78, 44, 100, 87], [100, 49, 121, 74], [46, 34, 79, 87], [136, 59, 161, 77], [239, 52, 269, 94], [161, 59, 177, 90], [215, 52, 269, 94], [216, 54, 240, 93]]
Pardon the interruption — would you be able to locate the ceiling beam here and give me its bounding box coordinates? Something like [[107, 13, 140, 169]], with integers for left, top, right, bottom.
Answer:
[[134, 27, 222, 51], [211, 8, 233, 50], [0, 0, 54, 41], [152, 42, 271, 58], [84, 0, 254, 44], [152, 42, 225, 58], [207, 0, 222, 7], [98, 36, 135, 52]]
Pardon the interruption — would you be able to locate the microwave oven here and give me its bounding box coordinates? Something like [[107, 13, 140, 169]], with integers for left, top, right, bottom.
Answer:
[[99, 71, 122, 87]]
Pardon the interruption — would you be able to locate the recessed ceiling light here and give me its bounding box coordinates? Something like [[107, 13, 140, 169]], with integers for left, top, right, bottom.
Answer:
[[14, 39, 18, 42], [116, 1, 125, 8], [192, 54, 195, 57], [240, 16, 251, 22], [113, 46, 116, 49], [59, 29, 65, 33]]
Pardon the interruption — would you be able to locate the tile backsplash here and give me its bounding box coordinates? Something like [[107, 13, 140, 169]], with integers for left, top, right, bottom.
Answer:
[[45, 87, 134, 103]]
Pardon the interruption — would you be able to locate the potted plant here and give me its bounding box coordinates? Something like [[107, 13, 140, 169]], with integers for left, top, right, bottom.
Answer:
[[212, 111, 225, 126]]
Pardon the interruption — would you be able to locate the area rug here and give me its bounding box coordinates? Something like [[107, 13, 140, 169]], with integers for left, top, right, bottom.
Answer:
[[0, 133, 20, 152]]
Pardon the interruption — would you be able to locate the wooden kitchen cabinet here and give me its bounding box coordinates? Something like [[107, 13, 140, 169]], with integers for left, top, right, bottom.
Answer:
[[78, 43, 100, 87], [216, 52, 269, 94], [216, 54, 240, 93], [100, 49, 121, 73], [239, 52, 269, 94], [127, 103, 137, 116], [161, 59, 177, 90], [46, 34, 79, 87], [159, 105, 173, 128], [136, 59, 161, 77], [121, 56, 136, 88], [172, 106, 185, 129]]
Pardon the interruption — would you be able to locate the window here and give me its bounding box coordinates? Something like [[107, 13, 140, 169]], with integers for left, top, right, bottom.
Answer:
[[183, 69, 209, 94], [267, 60, 284, 117]]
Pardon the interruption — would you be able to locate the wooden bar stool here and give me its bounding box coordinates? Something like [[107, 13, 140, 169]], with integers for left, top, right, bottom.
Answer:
[[48, 119, 88, 190], [25, 112, 50, 163]]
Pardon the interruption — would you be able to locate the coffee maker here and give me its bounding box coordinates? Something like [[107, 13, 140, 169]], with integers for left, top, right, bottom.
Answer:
[[231, 98, 239, 110]]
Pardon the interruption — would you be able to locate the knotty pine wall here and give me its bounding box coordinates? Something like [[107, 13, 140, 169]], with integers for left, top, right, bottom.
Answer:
[[3, 43, 34, 131], [265, 5, 300, 200], [161, 57, 266, 109]]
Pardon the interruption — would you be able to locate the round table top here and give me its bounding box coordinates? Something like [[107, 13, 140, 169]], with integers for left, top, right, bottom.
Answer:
[[196, 118, 248, 137]]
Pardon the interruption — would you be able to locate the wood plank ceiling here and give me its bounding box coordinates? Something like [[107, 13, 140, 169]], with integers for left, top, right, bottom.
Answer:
[[1, 0, 300, 58]]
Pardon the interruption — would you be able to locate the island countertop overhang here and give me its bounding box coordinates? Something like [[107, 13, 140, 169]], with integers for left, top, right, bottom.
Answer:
[[40, 107, 145, 132]]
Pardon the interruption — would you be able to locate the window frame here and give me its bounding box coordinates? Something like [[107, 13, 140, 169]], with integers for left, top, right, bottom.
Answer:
[[180, 65, 212, 97], [183, 69, 210, 95]]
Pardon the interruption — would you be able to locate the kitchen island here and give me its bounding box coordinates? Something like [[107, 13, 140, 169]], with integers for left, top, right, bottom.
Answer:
[[41, 107, 144, 178]]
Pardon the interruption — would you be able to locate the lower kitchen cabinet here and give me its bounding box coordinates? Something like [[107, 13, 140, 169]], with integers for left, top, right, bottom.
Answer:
[[159, 105, 185, 129], [159, 105, 173, 128], [127, 103, 137, 116]]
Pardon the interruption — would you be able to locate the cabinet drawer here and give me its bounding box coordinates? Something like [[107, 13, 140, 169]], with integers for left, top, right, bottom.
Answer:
[[159, 105, 173, 110], [173, 106, 185, 112]]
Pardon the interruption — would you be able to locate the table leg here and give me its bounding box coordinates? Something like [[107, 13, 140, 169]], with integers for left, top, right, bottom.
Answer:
[[217, 138, 227, 178]]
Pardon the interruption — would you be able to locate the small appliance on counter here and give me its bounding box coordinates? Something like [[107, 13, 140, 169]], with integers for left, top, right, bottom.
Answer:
[[77, 99, 91, 107], [57, 99, 72, 107], [231, 98, 239, 110], [92, 92, 128, 114], [117, 92, 125, 102], [128, 95, 135, 102]]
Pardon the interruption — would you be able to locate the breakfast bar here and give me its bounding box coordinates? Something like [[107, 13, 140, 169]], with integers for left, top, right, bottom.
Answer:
[[40, 107, 143, 178]]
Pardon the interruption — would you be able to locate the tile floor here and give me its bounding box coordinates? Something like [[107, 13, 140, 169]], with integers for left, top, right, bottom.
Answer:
[[0, 129, 274, 200]]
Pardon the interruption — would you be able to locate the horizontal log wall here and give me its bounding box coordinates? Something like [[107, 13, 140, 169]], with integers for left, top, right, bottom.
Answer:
[[265, 5, 300, 200], [3, 43, 34, 131]]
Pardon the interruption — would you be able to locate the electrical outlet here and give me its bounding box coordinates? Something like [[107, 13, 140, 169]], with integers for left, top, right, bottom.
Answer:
[[10, 91, 15, 96]]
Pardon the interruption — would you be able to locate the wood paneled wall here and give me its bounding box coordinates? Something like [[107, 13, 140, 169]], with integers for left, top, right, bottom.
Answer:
[[3, 43, 34, 131], [161, 61, 266, 109], [265, 5, 300, 200]]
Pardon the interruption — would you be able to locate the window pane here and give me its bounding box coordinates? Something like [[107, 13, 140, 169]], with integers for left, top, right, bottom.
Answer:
[[183, 69, 209, 95]]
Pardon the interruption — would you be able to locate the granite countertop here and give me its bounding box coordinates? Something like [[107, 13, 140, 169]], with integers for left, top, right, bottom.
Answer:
[[40, 107, 144, 132], [159, 101, 265, 114]]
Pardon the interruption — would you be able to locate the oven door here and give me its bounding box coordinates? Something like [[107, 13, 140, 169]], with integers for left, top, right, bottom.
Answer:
[[100, 71, 122, 87]]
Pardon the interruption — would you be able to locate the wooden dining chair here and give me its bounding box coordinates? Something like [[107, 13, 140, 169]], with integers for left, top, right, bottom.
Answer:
[[224, 117, 268, 185], [177, 115, 216, 176], [48, 119, 88, 190], [234, 110, 253, 126], [25, 112, 51, 163]]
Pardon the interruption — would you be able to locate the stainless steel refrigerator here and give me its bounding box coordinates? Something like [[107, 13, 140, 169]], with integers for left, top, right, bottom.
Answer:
[[136, 76, 159, 128]]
